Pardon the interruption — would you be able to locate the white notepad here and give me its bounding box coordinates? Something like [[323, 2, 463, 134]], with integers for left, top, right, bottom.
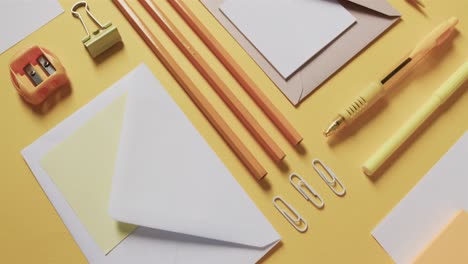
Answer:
[[22, 64, 280, 263], [221, 0, 355, 79], [0, 0, 63, 54], [372, 132, 468, 264]]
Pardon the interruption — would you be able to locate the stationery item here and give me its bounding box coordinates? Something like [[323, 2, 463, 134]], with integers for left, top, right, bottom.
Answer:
[[289, 173, 324, 209], [273, 196, 308, 233], [413, 211, 468, 264], [139, 0, 285, 163], [40, 94, 136, 254], [324, 17, 459, 137], [312, 159, 346, 196], [168, 0, 303, 146], [108, 72, 281, 256], [0, 0, 63, 55], [363, 61, 468, 176], [10, 45, 69, 105], [406, 0, 425, 9], [22, 64, 280, 264], [220, 0, 355, 79], [201, 0, 400, 105], [372, 131, 468, 264], [113, 0, 266, 179], [71, 1, 122, 58]]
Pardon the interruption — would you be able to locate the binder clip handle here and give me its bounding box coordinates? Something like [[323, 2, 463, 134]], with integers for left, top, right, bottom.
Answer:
[[71, 1, 108, 41]]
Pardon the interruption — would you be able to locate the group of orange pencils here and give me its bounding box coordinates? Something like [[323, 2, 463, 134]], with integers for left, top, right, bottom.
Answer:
[[112, 0, 303, 180]]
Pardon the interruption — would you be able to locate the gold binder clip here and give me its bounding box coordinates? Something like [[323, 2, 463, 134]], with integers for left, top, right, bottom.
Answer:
[[71, 1, 122, 58]]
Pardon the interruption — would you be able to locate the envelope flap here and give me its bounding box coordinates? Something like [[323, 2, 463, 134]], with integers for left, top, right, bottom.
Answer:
[[344, 0, 400, 17], [109, 65, 280, 249]]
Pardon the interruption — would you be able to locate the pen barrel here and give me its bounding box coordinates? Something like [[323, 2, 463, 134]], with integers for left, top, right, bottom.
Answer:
[[363, 97, 441, 176], [363, 61, 468, 176], [339, 82, 385, 121]]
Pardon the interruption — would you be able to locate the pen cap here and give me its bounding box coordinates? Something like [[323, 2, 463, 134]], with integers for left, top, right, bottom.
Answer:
[[409, 17, 458, 61], [436, 17, 459, 46]]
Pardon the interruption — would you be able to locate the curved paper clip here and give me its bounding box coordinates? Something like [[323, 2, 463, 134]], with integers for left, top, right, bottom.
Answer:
[[312, 159, 346, 197], [289, 173, 324, 209], [273, 196, 308, 233]]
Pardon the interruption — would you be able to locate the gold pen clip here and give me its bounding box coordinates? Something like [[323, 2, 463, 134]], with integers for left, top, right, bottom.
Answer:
[[273, 196, 308, 233]]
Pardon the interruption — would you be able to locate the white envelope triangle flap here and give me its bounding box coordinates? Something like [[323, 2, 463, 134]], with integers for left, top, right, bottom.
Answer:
[[109, 65, 280, 248]]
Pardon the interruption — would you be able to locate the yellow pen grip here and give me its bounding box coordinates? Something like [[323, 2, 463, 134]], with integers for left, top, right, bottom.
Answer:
[[339, 82, 385, 121]]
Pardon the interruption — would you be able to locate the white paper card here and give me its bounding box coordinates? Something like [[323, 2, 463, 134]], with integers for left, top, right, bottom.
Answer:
[[372, 132, 468, 264], [0, 0, 63, 54], [22, 64, 280, 264], [221, 0, 355, 79]]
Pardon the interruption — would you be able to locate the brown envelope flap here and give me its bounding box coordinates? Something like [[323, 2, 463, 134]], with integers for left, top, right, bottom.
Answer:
[[345, 0, 401, 17]]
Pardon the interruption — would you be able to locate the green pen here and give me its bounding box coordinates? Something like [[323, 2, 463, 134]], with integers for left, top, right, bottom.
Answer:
[[363, 61, 468, 176]]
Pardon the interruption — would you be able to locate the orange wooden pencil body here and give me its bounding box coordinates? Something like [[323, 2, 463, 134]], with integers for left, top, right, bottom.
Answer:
[[139, 0, 285, 163], [169, 0, 303, 146], [112, 0, 267, 180]]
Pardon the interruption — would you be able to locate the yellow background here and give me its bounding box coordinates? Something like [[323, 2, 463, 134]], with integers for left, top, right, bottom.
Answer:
[[1, 0, 467, 263]]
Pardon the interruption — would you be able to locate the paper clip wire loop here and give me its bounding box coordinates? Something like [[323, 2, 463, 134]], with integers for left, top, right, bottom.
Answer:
[[289, 173, 324, 209], [71, 1, 107, 39], [273, 196, 308, 233], [312, 159, 346, 196]]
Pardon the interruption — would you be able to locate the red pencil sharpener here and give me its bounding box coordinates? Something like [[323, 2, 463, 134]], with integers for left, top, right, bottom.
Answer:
[[10, 46, 69, 106]]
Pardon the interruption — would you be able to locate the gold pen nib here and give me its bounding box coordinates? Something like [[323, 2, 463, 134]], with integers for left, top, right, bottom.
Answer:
[[323, 115, 345, 137]]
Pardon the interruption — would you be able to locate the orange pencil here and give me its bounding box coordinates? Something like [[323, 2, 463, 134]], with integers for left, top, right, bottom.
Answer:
[[139, 0, 285, 163], [112, 0, 267, 180], [169, 0, 303, 146]]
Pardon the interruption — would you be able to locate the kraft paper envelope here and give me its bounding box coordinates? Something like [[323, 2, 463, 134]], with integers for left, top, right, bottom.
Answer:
[[22, 64, 280, 264], [109, 65, 280, 253], [220, 0, 356, 79], [372, 132, 468, 264], [201, 0, 400, 105]]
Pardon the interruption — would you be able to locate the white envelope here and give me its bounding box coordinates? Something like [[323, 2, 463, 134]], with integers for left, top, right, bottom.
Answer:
[[109, 63, 280, 250], [22, 64, 280, 264], [372, 131, 468, 264]]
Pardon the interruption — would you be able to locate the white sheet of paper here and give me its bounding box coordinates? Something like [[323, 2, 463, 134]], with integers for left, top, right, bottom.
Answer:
[[220, 0, 355, 79], [372, 132, 468, 264], [0, 0, 63, 54], [22, 64, 280, 264], [109, 72, 280, 248]]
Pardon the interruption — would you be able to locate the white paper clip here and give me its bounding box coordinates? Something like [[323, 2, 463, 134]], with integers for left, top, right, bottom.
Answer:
[[289, 173, 324, 209], [273, 196, 308, 233], [312, 159, 346, 196]]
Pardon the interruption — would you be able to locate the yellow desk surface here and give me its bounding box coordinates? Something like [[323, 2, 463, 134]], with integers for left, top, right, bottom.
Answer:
[[1, 0, 467, 263]]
